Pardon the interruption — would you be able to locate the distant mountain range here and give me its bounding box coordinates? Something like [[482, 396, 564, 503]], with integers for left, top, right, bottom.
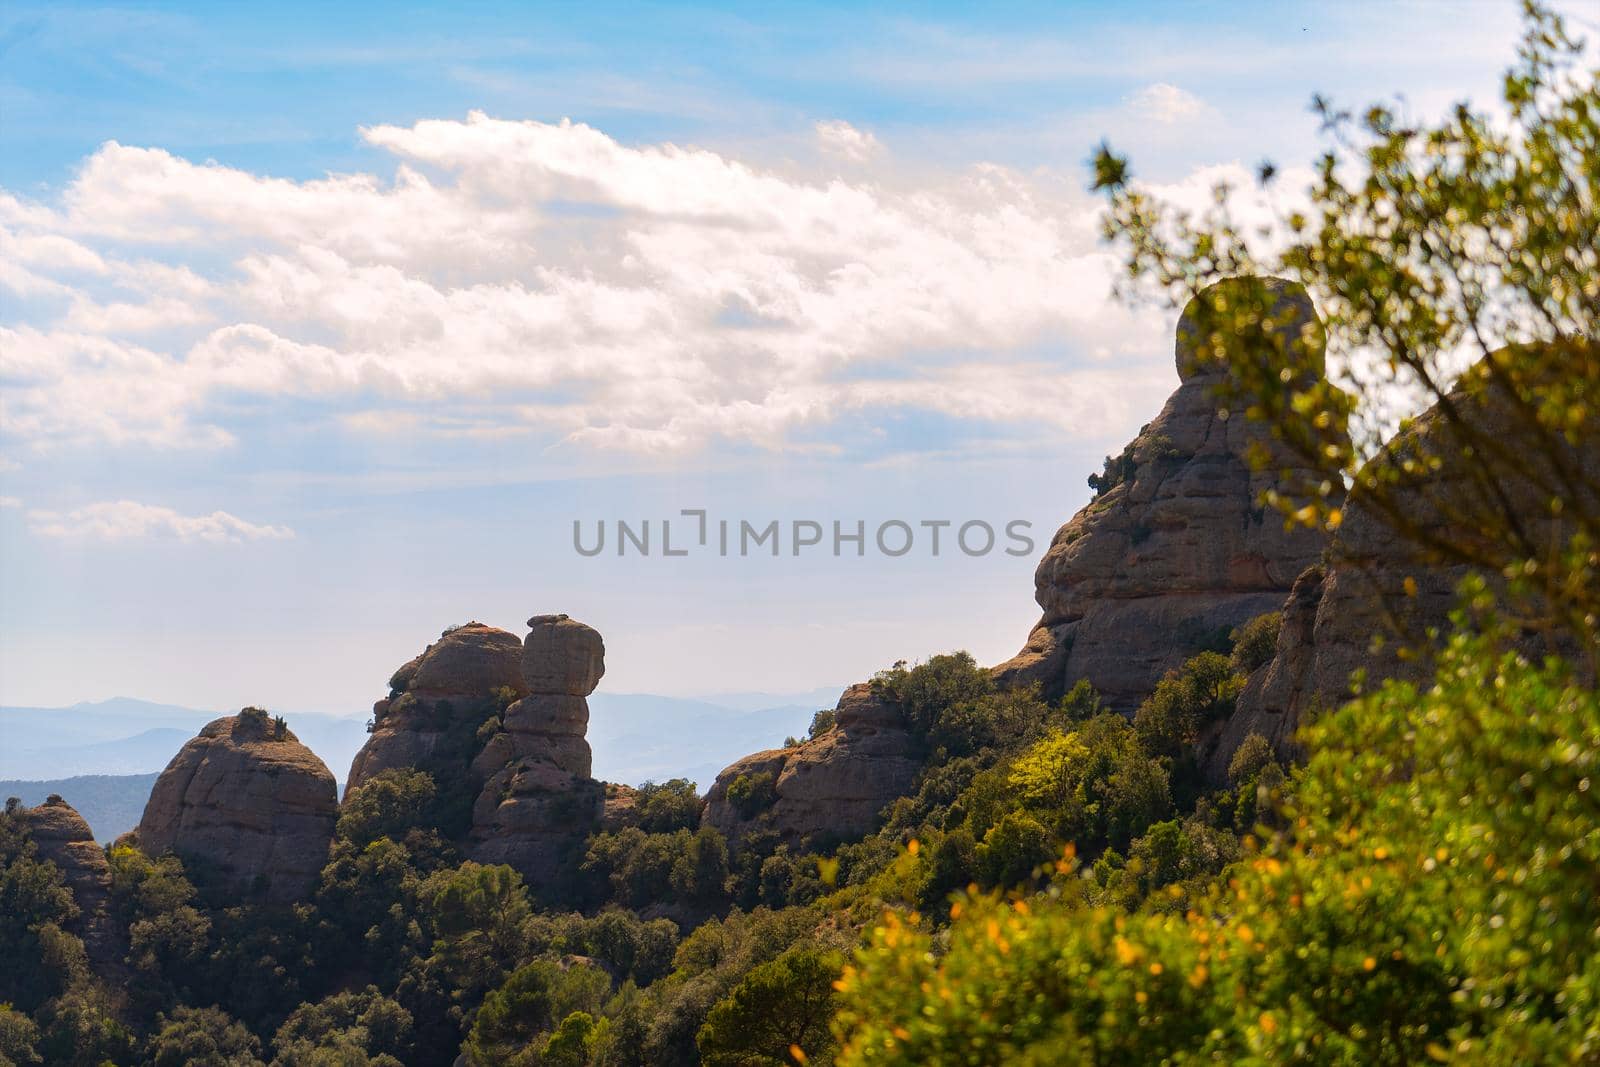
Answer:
[[0, 689, 837, 840], [0, 773, 160, 842]]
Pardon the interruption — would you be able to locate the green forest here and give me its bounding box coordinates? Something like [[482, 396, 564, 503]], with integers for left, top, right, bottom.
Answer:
[[3, 6, 1597, 1065]]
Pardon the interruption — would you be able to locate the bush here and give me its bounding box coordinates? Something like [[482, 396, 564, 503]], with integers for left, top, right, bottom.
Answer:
[[337, 770, 439, 848], [1225, 732, 1275, 787], [870, 652, 993, 742], [1132, 651, 1243, 760], [632, 779, 702, 834], [1229, 612, 1281, 674], [463, 959, 611, 1066], [724, 772, 777, 820], [145, 1005, 261, 1067]]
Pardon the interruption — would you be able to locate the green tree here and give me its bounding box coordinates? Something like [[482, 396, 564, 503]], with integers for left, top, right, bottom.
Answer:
[[0, 804, 84, 1013], [697, 948, 843, 1067], [270, 987, 413, 1066], [632, 779, 704, 834], [336, 769, 439, 849], [34, 987, 135, 1067], [463, 959, 610, 1066], [0, 1003, 42, 1066], [145, 1005, 264, 1067], [1229, 612, 1281, 675]]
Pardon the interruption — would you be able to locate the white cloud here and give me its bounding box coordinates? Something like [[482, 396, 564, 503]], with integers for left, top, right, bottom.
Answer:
[[1126, 83, 1209, 125], [0, 496, 21, 508], [0, 114, 1183, 455], [26, 500, 294, 543], [815, 119, 883, 162]]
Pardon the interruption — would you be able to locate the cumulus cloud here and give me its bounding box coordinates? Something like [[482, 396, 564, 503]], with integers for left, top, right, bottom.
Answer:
[[26, 500, 294, 543], [1126, 83, 1209, 125], [0, 114, 1194, 456], [815, 119, 883, 161]]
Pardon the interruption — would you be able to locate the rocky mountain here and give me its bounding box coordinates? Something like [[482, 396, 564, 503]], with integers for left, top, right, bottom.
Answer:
[[993, 278, 1340, 710], [468, 614, 608, 887], [347, 621, 529, 796], [703, 683, 920, 845], [130, 709, 339, 903]]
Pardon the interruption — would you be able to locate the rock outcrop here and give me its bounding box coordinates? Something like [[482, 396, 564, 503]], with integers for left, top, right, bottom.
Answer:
[[135, 710, 338, 903], [469, 615, 606, 887], [345, 614, 609, 893], [1209, 349, 1600, 780], [703, 683, 920, 845], [347, 622, 528, 795], [994, 278, 1339, 711], [17, 796, 124, 973]]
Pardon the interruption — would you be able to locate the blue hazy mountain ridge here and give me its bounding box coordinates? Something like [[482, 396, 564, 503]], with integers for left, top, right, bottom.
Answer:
[[0, 690, 834, 832], [587, 692, 831, 791], [0, 699, 372, 782], [0, 773, 161, 842]]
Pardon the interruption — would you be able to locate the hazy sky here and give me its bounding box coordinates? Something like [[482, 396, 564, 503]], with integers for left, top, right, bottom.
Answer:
[[0, 1, 1563, 711]]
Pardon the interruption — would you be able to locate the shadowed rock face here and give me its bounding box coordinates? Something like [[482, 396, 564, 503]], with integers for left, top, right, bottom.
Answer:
[[17, 796, 124, 974], [993, 278, 1337, 711], [468, 615, 606, 888], [702, 683, 920, 845], [347, 622, 528, 794], [136, 712, 338, 903], [1210, 355, 1600, 781]]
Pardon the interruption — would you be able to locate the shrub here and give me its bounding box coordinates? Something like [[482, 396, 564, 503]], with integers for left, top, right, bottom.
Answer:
[[632, 779, 702, 834], [1225, 732, 1275, 787], [145, 1005, 260, 1067], [1229, 612, 1281, 674], [725, 772, 777, 820], [337, 770, 439, 849]]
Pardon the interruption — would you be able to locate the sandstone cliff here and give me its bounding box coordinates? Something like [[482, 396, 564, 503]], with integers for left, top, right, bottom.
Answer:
[[347, 621, 528, 795], [343, 613, 608, 894], [134, 710, 338, 903], [17, 796, 124, 974], [703, 683, 920, 845], [993, 279, 1338, 711], [468, 614, 607, 886]]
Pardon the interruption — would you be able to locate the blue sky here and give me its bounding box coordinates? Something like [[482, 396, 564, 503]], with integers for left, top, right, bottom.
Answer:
[[0, 1, 1561, 712]]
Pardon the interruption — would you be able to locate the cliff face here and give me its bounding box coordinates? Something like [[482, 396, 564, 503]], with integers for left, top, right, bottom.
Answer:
[[135, 711, 338, 903], [1210, 354, 1600, 780], [343, 613, 608, 893], [347, 622, 529, 795], [702, 683, 920, 845], [993, 279, 1337, 711], [18, 796, 124, 974]]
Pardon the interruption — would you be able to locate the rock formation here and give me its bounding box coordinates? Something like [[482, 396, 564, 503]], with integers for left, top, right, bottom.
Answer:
[[344, 613, 609, 894], [16, 796, 124, 973], [469, 615, 606, 886], [703, 683, 920, 844], [134, 709, 338, 903], [993, 278, 1338, 711], [1208, 349, 1600, 780], [347, 621, 528, 794]]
